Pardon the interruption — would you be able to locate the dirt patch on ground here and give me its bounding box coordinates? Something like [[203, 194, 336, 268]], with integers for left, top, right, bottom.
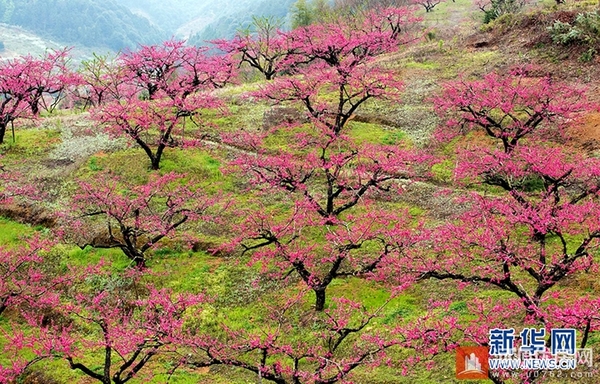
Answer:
[[571, 112, 600, 154], [0, 202, 56, 227], [40, 158, 75, 169]]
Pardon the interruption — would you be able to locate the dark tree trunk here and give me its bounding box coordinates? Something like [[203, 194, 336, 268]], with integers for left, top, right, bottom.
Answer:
[[31, 101, 39, 116], [121, 246, 147, 269], [0, 121, 6, 144], [134, 257, 147, 269], [104, 345, 111, 384], [581, 319, 592, 349], [0, 296, 8, 316], [150, 158, 160, 171], [314, 288, 326, 312], [133, 136, 162, 170], [151, 143, 166, 170]]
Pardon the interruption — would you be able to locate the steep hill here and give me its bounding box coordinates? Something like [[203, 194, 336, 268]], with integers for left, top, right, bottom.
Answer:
[[0, 23, 109, 61], [187, 0, 295, 44], [0, 0, 166, 51], [0, 0, 295, 51], [121, 0, 296, 41]]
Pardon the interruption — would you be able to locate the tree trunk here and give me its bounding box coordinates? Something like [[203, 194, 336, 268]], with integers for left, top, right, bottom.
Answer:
[[524, 295, 543, 322], [104, 345, 111, 384], [314, 288, 326, 311], [151, 143, 166, 170], [121, 246, 147, 269], [31, 101, 39, 116], [0, 121, 6, 144], [133, 254, 147, 269], [581, 319, 591, 349], [0, 296, 8, 316]]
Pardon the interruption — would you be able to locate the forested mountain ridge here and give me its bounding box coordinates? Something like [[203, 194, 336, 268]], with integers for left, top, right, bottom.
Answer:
[[186, 0, 296, 44], [119, 0, 209, 35], [0, 0, 166, 51], [120, 0, 287, 39], [0, 0, 296, 52]]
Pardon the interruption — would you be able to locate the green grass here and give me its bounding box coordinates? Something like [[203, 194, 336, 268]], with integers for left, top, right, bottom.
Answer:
[[348, 121, 412, 147], [404, 59, 440, 70], [0, 217, 34, 245], [431, 159, 455, 184], [87, 155, 104, 171], [0, 127, 61, 161], [65, 245, 132, 270]]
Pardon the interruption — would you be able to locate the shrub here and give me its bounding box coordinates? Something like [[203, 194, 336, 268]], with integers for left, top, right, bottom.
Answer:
[[548, 11, 600, 61], [478, 0, 526, 24]]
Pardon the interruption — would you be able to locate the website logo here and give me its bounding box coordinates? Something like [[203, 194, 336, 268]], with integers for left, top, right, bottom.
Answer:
[[456, 346, 489, 379], [456, 328, 594, 380]]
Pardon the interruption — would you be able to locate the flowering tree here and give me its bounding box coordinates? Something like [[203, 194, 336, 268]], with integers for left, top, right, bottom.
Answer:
[[0, 58, 32, 144], [0, 49, 78, 143], [233, 203, 416, 311], [118, 40, 235, 101], [548, 296, 600, 349], [416, 149, 600, 319], [94, 41, 231, 170], [215, 16, 291, 81], [408, 71, 598, 322], [268, 8, 421, 135], [287, 18, 398, 71], [259, 63, 403, 136], [224, 15, 425, 311], [19, 48, 78, 115], [2, 268, 204, 384], [93, 93, 221, 170], [119, 40, 185, 101], [0, 236, 58, 317], [433, 69, 588, 153], [66, 172, 215, 267], [182, 291, 452, 384], [177, 45, 236, 98]]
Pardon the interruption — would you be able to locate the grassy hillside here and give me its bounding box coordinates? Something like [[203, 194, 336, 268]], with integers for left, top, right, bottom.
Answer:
[[2, 1, 600, 383]]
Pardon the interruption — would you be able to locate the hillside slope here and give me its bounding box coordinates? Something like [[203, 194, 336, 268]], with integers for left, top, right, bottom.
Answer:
[[3, 1, 600, 383]]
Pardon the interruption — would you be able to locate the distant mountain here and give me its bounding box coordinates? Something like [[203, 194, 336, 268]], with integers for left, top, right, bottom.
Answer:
[[0, 0, 167, 51], [120, 0, 208, 37], [0, 23, 104, 61], [0, 0, 295, 53], [187, 0, 295, 45], [121, 0, 295, 41]]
